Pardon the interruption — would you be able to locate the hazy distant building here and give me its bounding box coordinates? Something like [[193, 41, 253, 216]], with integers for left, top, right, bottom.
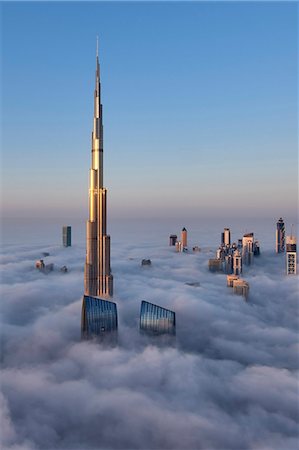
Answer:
[[141, 259, 151, 266], [224, 254, 233, 274], [181, 228, 187, 248], [233, 249, 242, 275], [62, 226, 71, 247], [242, 233, 254, 265], [253, 241, 260, 256], [221, 228, 231, 246], [35, 259, 54, 274], [286, 235, 297, 275], [208, 258, 223, 272], [140, 301, 176, 335], [35, 259, 45, 270], [81, 295, 118, 339], [233, 279, 249, 300], [227, 274, 239, 287], [169, 235, 177, 246], [276, 218, 285, 253]]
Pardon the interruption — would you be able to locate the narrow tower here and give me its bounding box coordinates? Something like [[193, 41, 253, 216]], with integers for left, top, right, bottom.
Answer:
[[276, 218, 285, 253], [84, 42, 113, 298]]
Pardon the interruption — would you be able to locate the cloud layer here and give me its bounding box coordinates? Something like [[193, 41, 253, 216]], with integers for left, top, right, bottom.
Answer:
[[1, 226, 298, 450]]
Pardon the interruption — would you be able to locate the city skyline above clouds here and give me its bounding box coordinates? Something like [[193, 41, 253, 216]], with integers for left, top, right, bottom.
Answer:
[[2, 1, 298, 222]]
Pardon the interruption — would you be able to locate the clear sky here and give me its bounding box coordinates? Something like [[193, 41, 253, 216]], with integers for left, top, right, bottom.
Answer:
[[1, 1, 298, 221]]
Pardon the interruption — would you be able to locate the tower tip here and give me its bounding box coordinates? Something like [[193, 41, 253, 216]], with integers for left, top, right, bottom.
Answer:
[[96, 35, 99, 58]]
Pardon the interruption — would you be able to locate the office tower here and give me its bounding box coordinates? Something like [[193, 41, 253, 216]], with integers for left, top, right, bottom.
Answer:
[[233, 249, 242, 275], [84, 42, 113, 298], [276, 218, 285, 253], [242, 232, 254, 265], [221, 228, 231, 246], [254, 241, 260, 256], [140, 301, 176, 335], [227, 274, 239, 287], [181, 227, 187, 248], [62, 226, 72, 247], [224, 254, 233, 274], [208, 258, 223, 272], [81, 295, 118, 339], [169, 235, 177, 246], [233, 279, 249, 300], [286, 235, 297, 275]]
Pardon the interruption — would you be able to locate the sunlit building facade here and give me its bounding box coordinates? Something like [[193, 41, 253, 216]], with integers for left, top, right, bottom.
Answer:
[[140, 301, 176, 335]]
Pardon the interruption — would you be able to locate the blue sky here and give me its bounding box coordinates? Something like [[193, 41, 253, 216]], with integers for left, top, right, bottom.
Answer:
[[1, 1, 298, 221]]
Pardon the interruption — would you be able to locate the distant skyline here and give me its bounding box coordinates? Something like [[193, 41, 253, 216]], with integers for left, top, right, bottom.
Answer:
[[1, 2, 298, 220]]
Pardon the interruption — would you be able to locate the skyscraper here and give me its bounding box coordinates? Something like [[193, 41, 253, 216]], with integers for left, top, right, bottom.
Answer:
[[62, 225, 71, 247], [221, 228, 231, 246], [84, 42, 113, 299], [81, 42, 116, 340], [140, 301, 176, 335], [181, 227, 187, 248], [276, 218, 285, 253], [233, 249, 242, 275], [286, 234, 297, 275]]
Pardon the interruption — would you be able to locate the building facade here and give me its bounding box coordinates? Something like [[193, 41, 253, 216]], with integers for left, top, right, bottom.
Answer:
[[62, 226, 71, 247], [81, 295, 118, 339], [140, 301, 176, 335], [84, 44, 113, 298], [286, 235, 297, 275], [276, 218, 285, 253]]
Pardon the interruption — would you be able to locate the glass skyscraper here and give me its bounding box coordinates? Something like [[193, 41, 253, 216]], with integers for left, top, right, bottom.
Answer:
[[62, 226, 71, 247], [276, 218, 285, 253], [81, 295, 118, 339], [140, 301, 176, 335]]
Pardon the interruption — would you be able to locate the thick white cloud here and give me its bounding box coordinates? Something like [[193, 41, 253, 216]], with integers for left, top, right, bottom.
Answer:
[[0, 228, 298, 450]]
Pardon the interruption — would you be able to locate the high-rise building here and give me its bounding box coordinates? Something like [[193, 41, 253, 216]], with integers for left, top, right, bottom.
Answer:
[[81, 42, 117, 340], [233, 249, 242, 275], [233, 279, 249, 300], [169, 234, 177, 246], [221, 228, 231, 246], [276, 218, 285, 253], [62, 226, 71, 247], [140, 301, 176, 335], [242, 232, 254, 265], [81, 295, 118, 339], [286, 235, 297, 275], [84, 42, 113, 299], [181, 227, 187, 248]]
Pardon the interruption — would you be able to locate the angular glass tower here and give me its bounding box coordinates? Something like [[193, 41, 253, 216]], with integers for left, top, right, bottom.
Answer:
[[140, 301, 176, 335], [81, 295, 118, 339]]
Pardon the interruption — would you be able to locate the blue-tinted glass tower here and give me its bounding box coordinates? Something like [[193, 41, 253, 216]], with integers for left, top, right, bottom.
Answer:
[[81, 295, 118, 339], [140, 301, 176, 335]]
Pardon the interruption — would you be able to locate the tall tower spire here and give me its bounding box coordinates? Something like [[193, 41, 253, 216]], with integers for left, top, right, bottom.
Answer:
[[84, 40, 113, 298]]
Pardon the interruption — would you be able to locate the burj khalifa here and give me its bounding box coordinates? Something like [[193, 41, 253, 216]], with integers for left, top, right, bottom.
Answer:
[[81, 42, 117, 339], [84, 41, 113, 299]]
